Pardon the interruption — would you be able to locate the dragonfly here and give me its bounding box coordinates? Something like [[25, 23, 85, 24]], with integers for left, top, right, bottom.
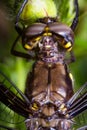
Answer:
[[0, 0, 87, 130]]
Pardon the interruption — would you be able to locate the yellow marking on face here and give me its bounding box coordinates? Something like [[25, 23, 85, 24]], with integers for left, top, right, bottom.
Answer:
[[43, 26, 52, 36], [24, 44, 32, 50], [67, 46, 72, 52], [24, 36, 41, 50], [34, 36, 41, 41], [64, 42, 72, 49], [46, 45, 51, 48], [64, 42, 72, 48], [43, 32, 52, 36], [45, 26, 49, 31]]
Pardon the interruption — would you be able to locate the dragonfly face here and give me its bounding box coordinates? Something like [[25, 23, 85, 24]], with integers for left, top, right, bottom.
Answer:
[[11, 0, 79, 63], [22, 19, 74, 56], [12, 17, 74, 64]]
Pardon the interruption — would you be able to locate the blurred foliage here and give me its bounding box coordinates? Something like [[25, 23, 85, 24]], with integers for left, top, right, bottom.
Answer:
[[0, 0, 87, 129], [0, 0, 76, 26], [70, 0, 87, 88], [54, 0, 76, 25]]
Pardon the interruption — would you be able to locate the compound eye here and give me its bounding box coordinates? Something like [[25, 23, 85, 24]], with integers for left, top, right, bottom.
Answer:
[[25, 23, 46, 36]]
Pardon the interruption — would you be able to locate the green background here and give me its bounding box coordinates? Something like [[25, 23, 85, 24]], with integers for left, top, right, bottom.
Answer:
[[0, 0, 87, 129]]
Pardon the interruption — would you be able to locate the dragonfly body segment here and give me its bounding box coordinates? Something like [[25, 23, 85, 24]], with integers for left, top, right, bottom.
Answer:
[[25, 61, 74, 129]]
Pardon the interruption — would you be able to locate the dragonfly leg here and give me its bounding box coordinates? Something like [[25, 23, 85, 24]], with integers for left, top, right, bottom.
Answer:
[[70, 0, 79, 31], [11, 35, 35, 59], [65, 50, 76, 64], [15, 0, 28, 34]]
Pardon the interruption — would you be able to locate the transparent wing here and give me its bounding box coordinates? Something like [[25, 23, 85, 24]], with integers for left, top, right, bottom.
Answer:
[[0, 71, 30, 129], [74, 112, 87, 129], [66, 83, 87, 129]]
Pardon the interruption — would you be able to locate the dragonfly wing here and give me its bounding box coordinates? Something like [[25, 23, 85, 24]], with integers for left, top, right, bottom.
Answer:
[[67, 83, 87, 129], [0, 71, 30, 128]]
